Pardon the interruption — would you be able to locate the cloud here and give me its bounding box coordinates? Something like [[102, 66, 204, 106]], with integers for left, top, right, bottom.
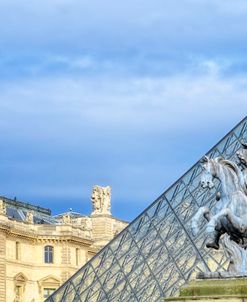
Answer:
[[0, 62, 245, 134], [0, 65, 246, 219], [0, 0, 247, 219], [1, 0, 247, 57]]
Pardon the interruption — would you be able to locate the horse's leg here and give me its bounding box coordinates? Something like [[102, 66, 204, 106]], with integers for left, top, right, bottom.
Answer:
[[205, 210, 227, 250], [191, 206, 210, 236], [224, 209, 247, 234], [206, 230, 222, 250], [206, 207, 247, 250], [207, 208, 234, 230], [206, 213, 220, 233]]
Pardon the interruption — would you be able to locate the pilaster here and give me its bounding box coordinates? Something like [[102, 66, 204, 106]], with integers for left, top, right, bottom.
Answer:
[[0, 233, 6, 302]]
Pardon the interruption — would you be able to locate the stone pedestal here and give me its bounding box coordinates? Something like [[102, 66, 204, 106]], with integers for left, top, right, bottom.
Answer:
[[166, 278, 247, 302]]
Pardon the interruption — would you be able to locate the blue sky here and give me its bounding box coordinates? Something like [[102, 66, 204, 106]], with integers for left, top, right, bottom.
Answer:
[[0, 0, 247, 221]]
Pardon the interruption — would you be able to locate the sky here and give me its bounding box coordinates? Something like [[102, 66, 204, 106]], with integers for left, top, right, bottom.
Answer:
[[0, 0, 247, 221]]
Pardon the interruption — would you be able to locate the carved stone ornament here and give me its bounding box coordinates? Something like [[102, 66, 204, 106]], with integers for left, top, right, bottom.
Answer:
[[80, 217, 92, 237], [91, 185, 111, 215], [25, 211, 34, 224], [84, 217, 92, 231], [62, 213, 72, 224], [191, 143, 247, 278], [0, 199, 6, 215]]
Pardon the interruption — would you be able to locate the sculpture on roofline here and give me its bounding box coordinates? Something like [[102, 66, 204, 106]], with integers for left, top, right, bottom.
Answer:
[[0, 199, 6, 215], [91, 185, 111, 215], [26, 211, 34, 224], [192, 141, 247, 278], [62, 213, 72, 224], [83, 217, 92, 237]]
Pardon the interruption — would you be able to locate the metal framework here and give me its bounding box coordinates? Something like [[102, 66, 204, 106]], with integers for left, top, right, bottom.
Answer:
[[46, 116, 247, 302]]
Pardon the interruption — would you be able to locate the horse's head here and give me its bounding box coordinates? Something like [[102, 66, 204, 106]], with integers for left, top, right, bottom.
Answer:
[[200, 156, 215, 189]]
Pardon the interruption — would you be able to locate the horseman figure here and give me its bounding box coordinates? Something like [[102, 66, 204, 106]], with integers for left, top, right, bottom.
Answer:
[[192, 142, 247, 276]]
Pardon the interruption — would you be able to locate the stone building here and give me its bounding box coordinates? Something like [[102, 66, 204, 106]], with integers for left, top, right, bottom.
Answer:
[[0, 186, 127, 302]]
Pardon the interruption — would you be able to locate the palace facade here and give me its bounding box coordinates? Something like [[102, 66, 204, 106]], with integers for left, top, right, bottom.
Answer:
[[0, 186, 127, 302]]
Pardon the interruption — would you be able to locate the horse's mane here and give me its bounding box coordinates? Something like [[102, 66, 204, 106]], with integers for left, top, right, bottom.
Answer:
[[216, 157, 239, 176]]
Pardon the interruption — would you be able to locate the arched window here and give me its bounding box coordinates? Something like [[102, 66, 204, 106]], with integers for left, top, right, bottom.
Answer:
[[44, 246, 54, 263]]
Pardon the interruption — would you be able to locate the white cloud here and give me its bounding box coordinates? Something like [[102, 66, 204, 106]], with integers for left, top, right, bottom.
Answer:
[[0, 0, 247, 218], [0, 0, 247, 56], [0, 66, 246, 141]]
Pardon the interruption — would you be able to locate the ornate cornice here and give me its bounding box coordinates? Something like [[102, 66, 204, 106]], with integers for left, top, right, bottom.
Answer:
[[35, 236, 93, 245], [0, 219, 94, 244]]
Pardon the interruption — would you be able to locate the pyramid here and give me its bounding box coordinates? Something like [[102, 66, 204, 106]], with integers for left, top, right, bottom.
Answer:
[[46, 116, 247, 302]]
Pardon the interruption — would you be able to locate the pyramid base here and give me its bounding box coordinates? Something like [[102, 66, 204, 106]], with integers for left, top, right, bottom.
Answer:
[[166, 277, 247, 301]]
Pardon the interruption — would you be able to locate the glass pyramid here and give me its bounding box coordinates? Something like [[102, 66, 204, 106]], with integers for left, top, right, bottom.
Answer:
[[46, 116, 247, 302]]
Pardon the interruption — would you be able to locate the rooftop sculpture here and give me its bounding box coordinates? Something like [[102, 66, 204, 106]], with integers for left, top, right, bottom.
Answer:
[[91, 185, 111, 215]]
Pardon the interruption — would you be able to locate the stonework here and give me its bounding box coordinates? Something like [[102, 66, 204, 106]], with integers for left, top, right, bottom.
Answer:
[[25, 211, 34, 224], [91, 185, 111, 215], [0, 200, 6, 216], [166, 278, 247, 302], [0, 186, 127, 302]]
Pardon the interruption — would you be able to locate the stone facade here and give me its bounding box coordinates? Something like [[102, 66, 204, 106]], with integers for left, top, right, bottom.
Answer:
[[166, 278, 247, 302], [0, 186, 127, 302]]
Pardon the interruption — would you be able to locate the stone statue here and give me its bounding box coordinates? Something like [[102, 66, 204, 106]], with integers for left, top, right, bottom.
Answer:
[[237, 141, 247, 169], [62, 213, 72, 224], [84, 217, 92, 237], [0, 199, 6, 215], [91, 185, 111, 215], [25, 211, 34, 224], [192, 147, 247, 277], [237, 141, 247, 187]]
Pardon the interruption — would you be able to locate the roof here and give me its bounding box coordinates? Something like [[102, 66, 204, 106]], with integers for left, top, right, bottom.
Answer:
[[54, 211, 85, 219], [0, 196, 57, 224]]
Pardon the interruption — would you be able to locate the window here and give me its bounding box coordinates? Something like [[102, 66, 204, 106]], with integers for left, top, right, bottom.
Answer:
[[16, 242, 20, 260], [44, 246, 53, 263], [15, 285, 22, 301], [76, 248, 79, 266], [14, 273, 27, 302], [43, 288, 56, 299], [38, 276, 60, 301]]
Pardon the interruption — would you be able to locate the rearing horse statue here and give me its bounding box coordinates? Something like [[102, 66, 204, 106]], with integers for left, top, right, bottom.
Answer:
[[192, 156, 247, 250]]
